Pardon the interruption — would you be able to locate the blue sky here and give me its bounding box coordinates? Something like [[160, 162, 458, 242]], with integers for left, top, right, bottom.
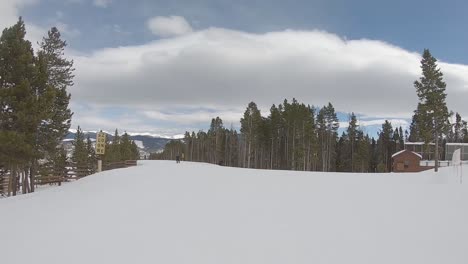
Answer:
[[21, 0, 468, 64], [2, 0, 468, 138]]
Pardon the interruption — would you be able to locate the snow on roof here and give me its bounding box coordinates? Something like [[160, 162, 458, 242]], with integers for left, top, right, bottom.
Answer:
[[446, 143, 468, 146], [392, 150, 422, 159], [392, 150, 406, 158], [404, 142, 435, 146]]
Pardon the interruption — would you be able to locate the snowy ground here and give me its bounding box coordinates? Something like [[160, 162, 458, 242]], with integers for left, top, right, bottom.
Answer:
[[1, 161, 468, 264]]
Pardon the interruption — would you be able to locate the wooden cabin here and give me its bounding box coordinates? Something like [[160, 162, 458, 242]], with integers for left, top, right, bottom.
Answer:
[[392, 150, 432, 172]]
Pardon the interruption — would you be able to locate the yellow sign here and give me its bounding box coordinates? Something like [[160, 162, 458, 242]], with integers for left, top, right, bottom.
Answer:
[[96, 132, 106, 155]]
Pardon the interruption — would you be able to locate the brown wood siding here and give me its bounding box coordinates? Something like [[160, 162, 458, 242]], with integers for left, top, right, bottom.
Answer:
[[392, 150, 428, 173]]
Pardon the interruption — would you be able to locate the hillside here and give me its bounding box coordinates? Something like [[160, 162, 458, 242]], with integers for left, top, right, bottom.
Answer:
[[64, 131, 173, 153], [1, 161, 467, 264]]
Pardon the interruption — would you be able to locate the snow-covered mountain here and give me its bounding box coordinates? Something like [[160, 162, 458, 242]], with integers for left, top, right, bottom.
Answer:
[[64, 131, 177, 153], [1, 161, 467, 264]]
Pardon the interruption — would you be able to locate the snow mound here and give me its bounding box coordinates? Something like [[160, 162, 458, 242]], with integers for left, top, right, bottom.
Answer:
[[132, 140, 145, 149], [1, 161, 467, 264]]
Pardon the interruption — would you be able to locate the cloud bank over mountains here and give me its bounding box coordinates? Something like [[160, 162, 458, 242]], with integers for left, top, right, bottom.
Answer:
[[70, 26, 468, 120]]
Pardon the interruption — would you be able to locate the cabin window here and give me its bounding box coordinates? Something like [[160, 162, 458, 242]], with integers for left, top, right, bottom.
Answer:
[[404, 160, 410, 169]]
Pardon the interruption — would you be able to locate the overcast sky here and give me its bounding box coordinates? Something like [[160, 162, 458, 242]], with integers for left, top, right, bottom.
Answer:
[[1, 0, 468, 137]]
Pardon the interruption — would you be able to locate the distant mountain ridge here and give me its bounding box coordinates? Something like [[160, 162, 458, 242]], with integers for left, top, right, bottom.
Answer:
[[64, 131, 177, 153]]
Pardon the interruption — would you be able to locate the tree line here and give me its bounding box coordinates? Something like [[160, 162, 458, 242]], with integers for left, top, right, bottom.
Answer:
[[153, 50, 463, 173], [0, 19, 73, 195], [68, 127, 140, 176], [152, 100, 410, 172], [0, 19, 140, 196]]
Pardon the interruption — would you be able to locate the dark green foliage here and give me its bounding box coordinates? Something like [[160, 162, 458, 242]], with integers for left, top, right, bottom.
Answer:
[[153, 99, 428, 173], [86, 135, 96, 174], [103, 129, 140, 163], [317, 103, 339, 172], [413, 49, 451, 172], [0, 18, 37, 166], [0, 19, 74, 195], [72, 126, 87, 169], [105, 129, 121, 163], [154, 99, 396, 173], [151, 140, 185, 160], [347, 113, 358, 171], [53, 148, 68, 179], [398, 127, 405, 150], [378, 120, 394, 172], [240, 102, 262, 168], [208, 117, 225, 164], [120, 132, 139, 161]]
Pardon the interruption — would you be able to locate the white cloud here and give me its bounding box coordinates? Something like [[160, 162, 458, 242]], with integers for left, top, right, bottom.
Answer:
[[69, 28, 468, 126], [0, 0, 35, 29], [147, 16, 193, 37], [93, 0, 111, 8], [0, 0, 47, 47], [0, 1, 81, 50], [142, 108, 243, 125], [69, 103, 193, 138], [56, 22, 81, 38]]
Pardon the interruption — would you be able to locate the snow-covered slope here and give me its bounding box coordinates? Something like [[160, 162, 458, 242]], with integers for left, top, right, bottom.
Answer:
[[1, 161, 468, 264], [133, 139, 145, 149]]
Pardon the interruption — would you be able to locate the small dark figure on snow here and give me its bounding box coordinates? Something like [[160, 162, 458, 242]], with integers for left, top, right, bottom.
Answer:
[[176, 155, 181, 163]]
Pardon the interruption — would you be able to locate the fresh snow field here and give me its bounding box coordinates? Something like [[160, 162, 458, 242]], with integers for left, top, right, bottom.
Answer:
[[1, 161, 468, 264]]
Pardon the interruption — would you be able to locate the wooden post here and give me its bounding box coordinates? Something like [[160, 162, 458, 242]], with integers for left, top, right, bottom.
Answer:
[[97, 159, 102, 172]]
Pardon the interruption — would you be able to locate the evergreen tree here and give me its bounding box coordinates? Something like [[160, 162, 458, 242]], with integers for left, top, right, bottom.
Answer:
[[0, 18, 37, 195], [303, 105, 318, 171], [378, 121, 394, 172], [240, 102, 262, 168], [52, 147, 68, 186], [462, 121, 468, 143], [268, 104, 282, 169], [208, 117, 225, 164], [347, 113, 358, 172], [336, 133, 347, 172], [37, 26, 74, 158], [105, 129, 121, 163], [413, 49, 451, 172], [355, 132, 371, 172], [454, 113, 463, 143], [120, 133, 131, 161], [86, 135, 96, 174], [131, 141, 140, 160], [398, 127, 405, 150], [71, 126, 88, 176], [317, 103, 339, 172], [370, 138, 378, 173]]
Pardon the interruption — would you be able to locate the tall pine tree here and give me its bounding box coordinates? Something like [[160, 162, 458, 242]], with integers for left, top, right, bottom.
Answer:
[[413, 49, 450, 172]]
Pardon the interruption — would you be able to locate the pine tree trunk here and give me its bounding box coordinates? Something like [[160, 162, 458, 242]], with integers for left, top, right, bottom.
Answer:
[[351, 139, 354, 172], [246, 139, 250, 168], [292, 125, 295, 170], [270, 138, 274, 169], [12, 167, 17, 196], [21, 171, 26, 194], [191, 140, 194, 161], [24, 169, 30, 193], [435, 130, 439, 172], [30, 164, 35, 193], [7, 164, 12, 197]]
